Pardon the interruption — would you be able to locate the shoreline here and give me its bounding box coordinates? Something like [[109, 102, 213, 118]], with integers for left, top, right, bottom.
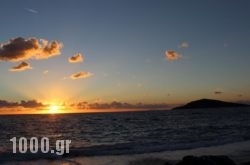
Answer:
[[1, 140, 250, 165]]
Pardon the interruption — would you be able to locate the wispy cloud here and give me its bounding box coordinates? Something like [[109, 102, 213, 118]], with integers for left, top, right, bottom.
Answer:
[[25, 8, 38, 14], [9, 61, 32, 72], [68, 53, 84, 63], [214, 89, 223, 95], [0, 37, 63, 62], [165, 50, 182, 61], [179, 42, 189, 48], [43, 70, 49, 74], [70, 71, 93, 80], [238, 94, 243, 97]]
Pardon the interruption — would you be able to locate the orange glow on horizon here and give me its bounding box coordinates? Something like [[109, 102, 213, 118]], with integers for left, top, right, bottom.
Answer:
[[41, 102, 69, 114]]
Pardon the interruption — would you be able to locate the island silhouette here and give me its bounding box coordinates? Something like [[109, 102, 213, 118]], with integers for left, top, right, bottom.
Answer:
[[173, 99, 249, 110]]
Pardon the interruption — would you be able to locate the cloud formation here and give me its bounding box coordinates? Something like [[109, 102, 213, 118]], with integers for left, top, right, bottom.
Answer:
[[0, 100, 44, 108], [9, 61, 32, 72], [0, 37, 63, 62], [20, 100, 44, 108], [214, 90, 223, 95], [25, 8, 38, 14], [70, 71, 93, 80], [165, 50, 182, 61], [179, 42, 189, 48], [68, 53, 84, 63], [72, 101, 169, 110]]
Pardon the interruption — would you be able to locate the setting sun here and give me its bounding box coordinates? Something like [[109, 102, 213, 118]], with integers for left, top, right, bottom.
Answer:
[[48, 105, 61, 114]]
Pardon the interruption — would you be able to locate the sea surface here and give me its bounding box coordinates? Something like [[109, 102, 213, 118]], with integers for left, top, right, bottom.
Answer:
[[0, 107, 250, 163]]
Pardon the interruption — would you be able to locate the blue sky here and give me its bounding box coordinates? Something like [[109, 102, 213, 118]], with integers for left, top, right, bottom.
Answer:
[[0, 0, 250, 110]]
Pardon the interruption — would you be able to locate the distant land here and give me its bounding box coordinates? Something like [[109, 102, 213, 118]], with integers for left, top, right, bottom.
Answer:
[[173, 99, 250, 110]]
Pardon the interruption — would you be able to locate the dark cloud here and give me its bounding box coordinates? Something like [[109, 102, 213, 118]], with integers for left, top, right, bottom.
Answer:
[[68, 53, 84, 63], [1, 99, 170, 111], [214, 90, 223, 95], [41, 39, 62, 59], [165, 50, 181, 61], [0, 100, 44, 108], [9, 61, 32, 72], [20, 100, 44, 108], [72, 101, 169, 110], [0, 37, 63, 62], [70, 71, 93, 80], [0, 100, 19, 107]]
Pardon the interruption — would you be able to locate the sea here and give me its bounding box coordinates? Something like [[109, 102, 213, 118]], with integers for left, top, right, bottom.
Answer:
[[0, 107, 250, 164]]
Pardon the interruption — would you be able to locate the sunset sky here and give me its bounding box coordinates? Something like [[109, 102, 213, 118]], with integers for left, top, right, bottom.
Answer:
[[0, 0, 250, 113]]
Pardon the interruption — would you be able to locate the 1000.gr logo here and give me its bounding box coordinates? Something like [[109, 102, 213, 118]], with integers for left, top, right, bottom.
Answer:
[[10, 137, 71, 155]]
